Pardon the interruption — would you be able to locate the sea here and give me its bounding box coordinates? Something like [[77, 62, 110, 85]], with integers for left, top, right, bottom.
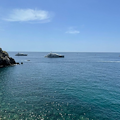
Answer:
[[0, 52, 120, 120]]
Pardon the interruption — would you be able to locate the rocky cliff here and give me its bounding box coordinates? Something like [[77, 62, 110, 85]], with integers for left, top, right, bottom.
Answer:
[[0, 48, 16, 67]]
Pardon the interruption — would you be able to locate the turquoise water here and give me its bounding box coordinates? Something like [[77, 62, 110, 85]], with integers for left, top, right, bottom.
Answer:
[[0, 52, 120, 120]]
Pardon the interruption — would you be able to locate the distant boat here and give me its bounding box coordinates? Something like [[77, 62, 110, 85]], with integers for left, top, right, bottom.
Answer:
[[15, 53, 27, 56], [45, 53, 64, 58]]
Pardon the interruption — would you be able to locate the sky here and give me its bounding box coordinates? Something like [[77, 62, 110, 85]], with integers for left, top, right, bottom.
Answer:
[[0, 0, 120, 52]]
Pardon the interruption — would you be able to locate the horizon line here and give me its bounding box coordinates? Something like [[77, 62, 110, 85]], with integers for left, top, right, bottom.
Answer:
[[7, 51, 120, 53]]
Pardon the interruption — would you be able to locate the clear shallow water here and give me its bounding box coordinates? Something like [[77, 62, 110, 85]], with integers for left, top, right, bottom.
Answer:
[[0, 52, 120, 120]]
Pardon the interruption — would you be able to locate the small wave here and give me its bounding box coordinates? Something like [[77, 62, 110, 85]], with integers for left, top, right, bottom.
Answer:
[[99, 61, 120, 63]]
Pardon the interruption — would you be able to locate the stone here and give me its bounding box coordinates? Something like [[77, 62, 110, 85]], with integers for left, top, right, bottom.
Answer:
[[0, 48, 16, 67]]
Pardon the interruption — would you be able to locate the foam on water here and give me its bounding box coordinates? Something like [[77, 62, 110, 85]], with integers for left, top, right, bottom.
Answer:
[[100, 61, 120, 63]]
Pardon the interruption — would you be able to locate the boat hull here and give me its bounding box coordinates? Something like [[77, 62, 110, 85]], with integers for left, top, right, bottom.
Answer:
[[15, 53, 27, 56], [46, 55, 64, 58], [45, 53, 64, 58]]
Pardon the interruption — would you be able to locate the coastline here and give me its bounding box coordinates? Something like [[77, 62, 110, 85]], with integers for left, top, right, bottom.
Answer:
[[0, 48, 16, 68]]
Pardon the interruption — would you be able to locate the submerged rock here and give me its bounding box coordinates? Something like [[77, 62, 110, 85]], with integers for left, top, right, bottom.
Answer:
[[0, 48, 16, 67]]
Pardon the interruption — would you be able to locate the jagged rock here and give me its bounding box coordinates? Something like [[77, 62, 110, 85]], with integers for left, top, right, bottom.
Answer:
[[0, 48, 16, 67], [9, 57, 16, 64]]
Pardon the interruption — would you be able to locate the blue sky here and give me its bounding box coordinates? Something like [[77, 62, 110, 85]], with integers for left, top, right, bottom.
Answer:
[[0, 0, 120, 52]]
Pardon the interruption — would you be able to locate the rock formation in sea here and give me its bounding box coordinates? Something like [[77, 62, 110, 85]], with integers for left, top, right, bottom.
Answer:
[[0, 48, 16, 67]]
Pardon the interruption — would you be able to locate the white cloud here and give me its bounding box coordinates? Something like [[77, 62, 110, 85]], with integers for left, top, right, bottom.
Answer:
[[66, 30, 80, 34], [66, 27, 80, 34], [3, 9, 53, 23]]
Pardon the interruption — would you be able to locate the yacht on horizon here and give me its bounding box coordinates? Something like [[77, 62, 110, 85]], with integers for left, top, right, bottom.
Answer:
[[15, 53, 27, 56], [45, 52, 64, 58]]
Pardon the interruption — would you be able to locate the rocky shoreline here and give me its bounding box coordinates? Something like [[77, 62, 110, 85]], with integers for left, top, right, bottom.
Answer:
[[0, 48, 16, 68]]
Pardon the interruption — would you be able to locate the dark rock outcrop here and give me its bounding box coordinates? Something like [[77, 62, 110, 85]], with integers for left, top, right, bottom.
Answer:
[[0, 48, 16, 67]]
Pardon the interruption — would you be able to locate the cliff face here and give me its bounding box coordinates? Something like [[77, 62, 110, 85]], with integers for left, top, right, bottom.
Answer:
[[0, 48, 16, 67]]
